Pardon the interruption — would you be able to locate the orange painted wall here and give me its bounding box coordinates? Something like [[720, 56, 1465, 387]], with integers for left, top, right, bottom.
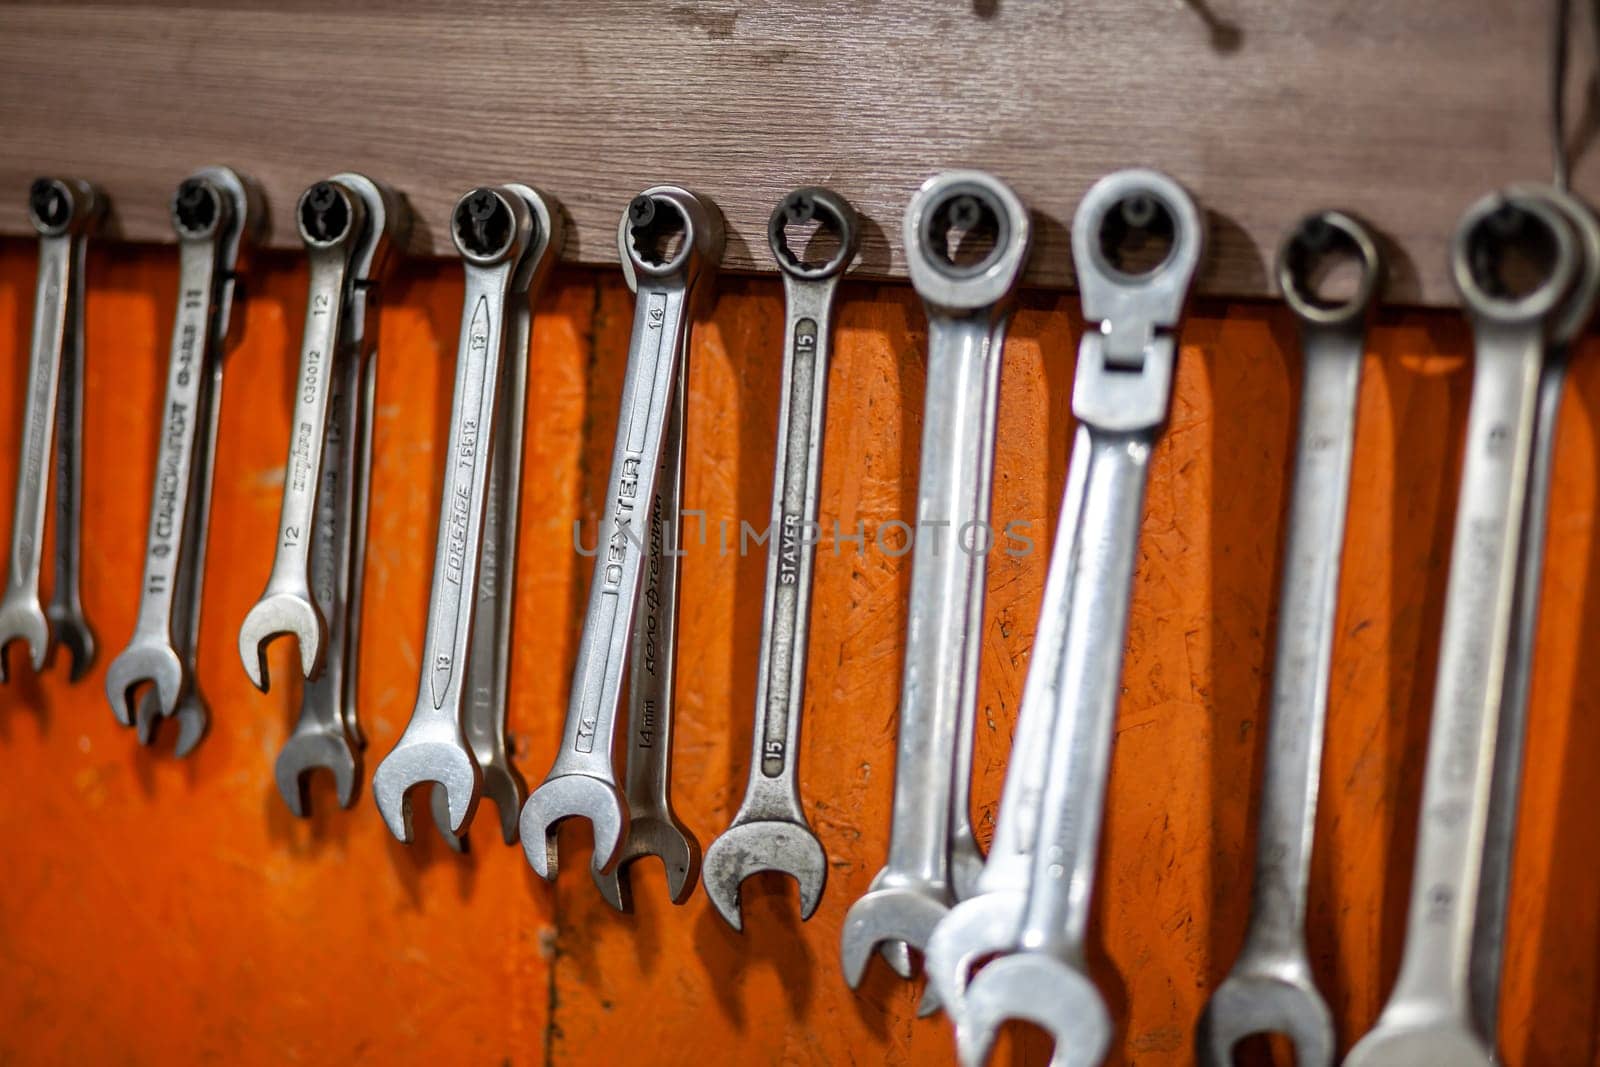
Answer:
[[0, 235, 1597, 1065]]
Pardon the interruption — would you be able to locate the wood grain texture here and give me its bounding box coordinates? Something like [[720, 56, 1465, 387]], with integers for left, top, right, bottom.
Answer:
[[0, 1, 1588, 305], [2, 235, 1600, 1064]]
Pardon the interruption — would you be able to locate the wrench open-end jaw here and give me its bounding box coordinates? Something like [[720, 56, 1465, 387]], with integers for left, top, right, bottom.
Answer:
[[839, 171, 1030, 991], [238, 180, 371, 692], [1196, 211, 1381, 1067], [0, 178, 101, 682], [703, 188, 858, 930], [275, 174, 409, 816], [959, 170, 1203, 1067], [520, 187, 723, 883], [1345, 193, 1583, 1067], [105, 166, 259, 731], [373, 184, 561, 842]]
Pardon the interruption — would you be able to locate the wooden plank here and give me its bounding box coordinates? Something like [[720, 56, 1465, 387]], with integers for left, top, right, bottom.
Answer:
[[0, 1, 1584, 306]]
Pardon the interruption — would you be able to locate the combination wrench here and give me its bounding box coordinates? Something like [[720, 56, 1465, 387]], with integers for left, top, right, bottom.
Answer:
[[238, 180, 369, 691], [429, 250, 533, 850], [520, 187, 723, 882], [591, 334, 699, 907], [839, 171, 1030, 991], [1468, 182, 1600, 1043], [1196, 211, 1382, 1067], [702, 188, 859, 930], [275, 174, 409, 816], [958, 170, 1203, 1067], [105, 167, 259, 737], [372, 184, 560, 841], [0, 178, 101, 682], [1344, 190, 1580, 1067]]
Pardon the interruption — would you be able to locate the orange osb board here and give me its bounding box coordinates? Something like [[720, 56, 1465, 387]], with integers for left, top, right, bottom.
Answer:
[[0, 235, 1597, 1066]]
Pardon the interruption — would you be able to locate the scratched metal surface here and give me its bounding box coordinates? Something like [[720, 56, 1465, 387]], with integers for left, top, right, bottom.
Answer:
[[0, 237, 1598, 1063], [0, 0, 1590, 304]]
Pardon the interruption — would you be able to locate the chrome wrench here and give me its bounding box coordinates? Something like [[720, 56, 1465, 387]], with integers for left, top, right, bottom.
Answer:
[[106, 167, 258, 729], [430, 260, 532, 850], [1469, 182, 1600, 1042], [1197, 211, 1383, 1067], [959, 170, 1203, 1067], [521, 187, 723, 882], [372, 184, 560, 841], [238, 181, 369, 691], [839, 171, 1030, 990], [0, 178, 100, 681], [923, 425, 1090, 1022], [276, 174, 409, 814], [1344, 191, 1580, 1067], [592, 334, 699, 908], [702, 188, 859, 930]]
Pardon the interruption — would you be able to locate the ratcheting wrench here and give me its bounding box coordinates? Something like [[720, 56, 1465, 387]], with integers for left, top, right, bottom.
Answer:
[[591, 333, 700, 907], [1344, 190, 1580, 1067], [839, 171, 1030, 991], [702, 188, 859, 930], [238, 180, 369, 691], [1469, 182, 1600, 1042], [372, 184, 560, 841], [923, 425, 1090, 1022], [1197, 211, 1382, 1067], [0, 178, 101, 682], [275, 174, 408, 816], [429, 248, 533, 851], [520, 187, 723, 882], [960, 170, 1203, 1067], [105, 167, 259, 736]]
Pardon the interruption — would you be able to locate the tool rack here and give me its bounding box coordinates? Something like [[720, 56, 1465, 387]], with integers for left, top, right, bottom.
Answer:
[[1, 2, 1599, 1065]]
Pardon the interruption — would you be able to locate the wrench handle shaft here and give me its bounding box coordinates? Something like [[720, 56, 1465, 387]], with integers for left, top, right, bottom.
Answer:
[[974, 425, 1092, 894], [6, 232, 71, 599], [1019, 430, 1152, 957], [740, 273, 840, 812], [1241, 322, 1365, 958], [463, 301, 531, 764], [1470, 348, 1568, 1039], [554, 280, 693, 778], [1390, 328, 1542, 1013], [621, 339, 688, 810], [48, 233, 90, 617], [414, 259, 518, 725], [264, 247, 353, 587], [130, 238, 222, 643], [882, 310, 1006, 884]]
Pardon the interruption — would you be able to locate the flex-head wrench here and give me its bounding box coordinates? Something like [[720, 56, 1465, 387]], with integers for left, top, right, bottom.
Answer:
[[703, 188, 859, 930], [839, 171, 1030, 990], [238, 181, 369, 691], [1197, 212, 1382, 1067], [429, 254, 533, 850], [372, 184, 560, 841], [960, 170, 1203, 1067], [105, 167, 259, 729], [0, 178, 100, 681], [276, 174, 408, 815], [591, 331, 699, 907], [1344, 191, 1580, 1067], [923, 426, 1091, 1022], [520, 187, 722, 882], [1469, 182, 1600, 1042]]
